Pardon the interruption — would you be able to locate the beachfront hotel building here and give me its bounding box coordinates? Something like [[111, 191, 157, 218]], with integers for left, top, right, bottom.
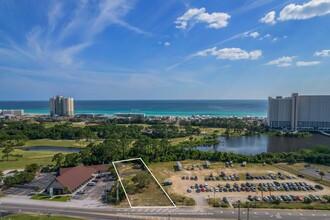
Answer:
[[267, 93, 330, 131], [50, 95, 74, 116]]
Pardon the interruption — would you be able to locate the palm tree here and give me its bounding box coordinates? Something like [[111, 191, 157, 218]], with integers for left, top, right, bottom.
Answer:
[[268, 186, 272, 197]]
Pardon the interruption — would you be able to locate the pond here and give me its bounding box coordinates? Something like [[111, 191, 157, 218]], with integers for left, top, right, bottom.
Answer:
[[194, 133, 330, 155], [22, 146, 81, 153]]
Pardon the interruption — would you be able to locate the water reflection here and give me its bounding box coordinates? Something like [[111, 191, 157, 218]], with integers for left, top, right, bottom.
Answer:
[[194, 134, 330, 155]]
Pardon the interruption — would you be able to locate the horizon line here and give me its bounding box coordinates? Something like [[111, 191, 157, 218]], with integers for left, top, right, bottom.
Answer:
[[0, 99, 268, 102]]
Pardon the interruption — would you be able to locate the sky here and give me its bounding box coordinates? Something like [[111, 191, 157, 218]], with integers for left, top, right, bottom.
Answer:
[[0, 0, 330, 100]]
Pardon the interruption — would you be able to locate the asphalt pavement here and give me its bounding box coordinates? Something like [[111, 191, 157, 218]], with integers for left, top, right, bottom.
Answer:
[[0, 201, 329, 220]]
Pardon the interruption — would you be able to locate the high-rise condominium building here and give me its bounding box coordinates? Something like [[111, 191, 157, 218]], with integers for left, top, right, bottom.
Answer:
[[50, 96, 74, 116], [268, 93, 330, 131]]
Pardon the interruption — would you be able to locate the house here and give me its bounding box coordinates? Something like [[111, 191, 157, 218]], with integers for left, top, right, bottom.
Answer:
[[45, 164, 110, 195]]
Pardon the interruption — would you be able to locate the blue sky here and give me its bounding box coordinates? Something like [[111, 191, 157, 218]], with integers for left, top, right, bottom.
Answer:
[[0, 0, 330, 100]]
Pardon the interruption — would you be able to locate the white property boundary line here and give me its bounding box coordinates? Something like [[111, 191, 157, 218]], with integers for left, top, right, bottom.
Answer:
[[112, 157, 176, 208]]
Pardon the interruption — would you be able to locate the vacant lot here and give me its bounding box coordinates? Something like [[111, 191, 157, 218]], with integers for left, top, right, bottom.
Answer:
[[114, 160, 174, 207]]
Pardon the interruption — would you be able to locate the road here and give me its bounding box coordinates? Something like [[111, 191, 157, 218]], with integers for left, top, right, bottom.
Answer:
[[0, 202, 329, 220]]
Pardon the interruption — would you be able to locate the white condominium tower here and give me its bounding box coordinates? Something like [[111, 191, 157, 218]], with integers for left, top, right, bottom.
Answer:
[[268, 93, 330, 131], [50, 95, 74, 116]]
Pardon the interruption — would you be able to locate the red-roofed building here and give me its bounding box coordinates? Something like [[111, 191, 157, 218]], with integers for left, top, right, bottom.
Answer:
[[46, 164, 110, 194]]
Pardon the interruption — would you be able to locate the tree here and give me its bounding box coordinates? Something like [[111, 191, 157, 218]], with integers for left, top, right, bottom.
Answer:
[[2, 146, 14, 161], [13, 153, 23, 161], [52, 153, 65, 167], [63, 153, 80, 167], [63, 186, 69, 194], [25, 163, 39, 173], [319, 171, 325, 180], [304, 197, 312, 204], [131, 172, 152, 189]]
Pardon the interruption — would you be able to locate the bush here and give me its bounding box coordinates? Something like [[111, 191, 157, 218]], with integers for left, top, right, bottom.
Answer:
[[273, 199, 281, 205], [304, 197, 313, 204]]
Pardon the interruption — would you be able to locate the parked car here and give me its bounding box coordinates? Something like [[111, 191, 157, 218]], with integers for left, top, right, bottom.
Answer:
[[77, 190, 85, 194], [28, 192, 37, 196], [163, 180, 172, 186], [87, 182, 96, 186]]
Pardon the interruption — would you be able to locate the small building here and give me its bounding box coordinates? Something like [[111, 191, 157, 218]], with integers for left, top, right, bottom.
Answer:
[[45, 164, 109, 195], [205, 160, 210, 168], [176, 161, 182, 171], [1, 110, 24, 117]]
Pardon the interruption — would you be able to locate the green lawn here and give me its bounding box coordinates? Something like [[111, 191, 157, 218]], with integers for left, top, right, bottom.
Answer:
[[23, 139, 90, 148], [0, 149, 58, 171], [2, 214, 84, 220], [31, 194, 72, 202]]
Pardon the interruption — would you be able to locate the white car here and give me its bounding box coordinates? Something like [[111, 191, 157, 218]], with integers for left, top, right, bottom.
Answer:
[[77, 190, 85, 194]]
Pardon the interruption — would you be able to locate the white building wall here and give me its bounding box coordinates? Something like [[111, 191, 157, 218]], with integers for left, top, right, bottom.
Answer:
[[268, 93, 330, 130]]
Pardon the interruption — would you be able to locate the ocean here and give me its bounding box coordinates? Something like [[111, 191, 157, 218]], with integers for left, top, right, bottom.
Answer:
[[0, 100, 267, 117]]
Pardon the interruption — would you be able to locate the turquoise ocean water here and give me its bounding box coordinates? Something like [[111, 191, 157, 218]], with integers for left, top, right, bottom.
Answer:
[[0, 100, 267, 117]]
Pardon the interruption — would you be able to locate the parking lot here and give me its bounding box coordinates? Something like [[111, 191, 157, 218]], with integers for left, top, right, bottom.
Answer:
[[4, 173, 55, 196], [301, 168, 330, 181], [162, 162, 330, 206], [72, 174, 114, 204]]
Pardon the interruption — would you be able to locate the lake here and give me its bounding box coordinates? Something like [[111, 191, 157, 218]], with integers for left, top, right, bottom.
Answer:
[[194, 133, 330, 155], [22, 146, 81, 153]]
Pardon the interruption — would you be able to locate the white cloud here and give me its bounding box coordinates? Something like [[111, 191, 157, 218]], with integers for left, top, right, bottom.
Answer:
[[164, 42, 171, 46], [266, 56, 295, 67], [243, 31, 260, 38], [0, 0, 150, 69], [314, 49, 330, 57], [296, 61, 321, 66], [175, 8, 230, 29], [260, 11, 276, 24], [196, 47, 262, 60], [279, 0, 330, 21], [259, 34, 272, 40]]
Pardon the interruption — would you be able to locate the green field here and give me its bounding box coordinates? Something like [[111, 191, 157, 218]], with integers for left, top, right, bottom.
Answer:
[[23, 139, 90, 148], [2, 214, 84, 220], [43, 122, 91, 128], [0, 149, 58, 171], [31, 194, 72, 202]]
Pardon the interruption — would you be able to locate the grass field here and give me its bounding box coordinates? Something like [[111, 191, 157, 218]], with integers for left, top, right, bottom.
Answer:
[[0, 149, 58, 171], [1, 214, 84, 220], [43, 122, 92, 128], [196, 127, 226, 135], [23, 139, 90, 148], [31, 194, 72, 202]]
